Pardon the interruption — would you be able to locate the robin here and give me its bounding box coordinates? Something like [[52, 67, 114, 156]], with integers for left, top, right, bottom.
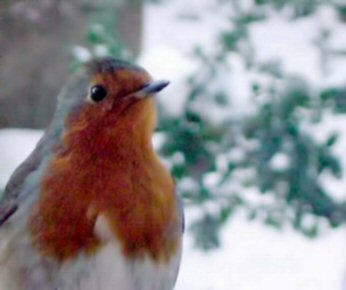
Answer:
[[0, 58, 184, 290]]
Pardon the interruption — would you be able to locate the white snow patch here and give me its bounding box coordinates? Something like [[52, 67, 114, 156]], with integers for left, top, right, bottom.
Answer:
[[152, 132, 167, 150], [179, 177, 198, 193], [94, 44, 109, 57], [139, 46, 194, 115], [172, 152, 185, 166], [270, 152, 291, 171], [250, 14, 321, 84], [177, 211, 346, 290], [202, 172, 221, 188], [0, 129, 42, 189], [72, 46, 92, 62]]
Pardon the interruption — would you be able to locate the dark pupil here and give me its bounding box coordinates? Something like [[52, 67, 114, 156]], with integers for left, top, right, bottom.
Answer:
[[91, 85, 107, 102]]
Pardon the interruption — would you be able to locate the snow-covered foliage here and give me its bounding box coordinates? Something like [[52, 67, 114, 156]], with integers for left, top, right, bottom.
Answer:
[[140, 0, 346, 245]]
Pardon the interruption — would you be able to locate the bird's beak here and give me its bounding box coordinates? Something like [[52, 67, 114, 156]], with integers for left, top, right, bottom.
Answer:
[[134, 80, 170, 99]]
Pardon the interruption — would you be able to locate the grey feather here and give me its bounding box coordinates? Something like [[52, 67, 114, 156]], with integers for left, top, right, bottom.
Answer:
[[0, 71, 90, 227]]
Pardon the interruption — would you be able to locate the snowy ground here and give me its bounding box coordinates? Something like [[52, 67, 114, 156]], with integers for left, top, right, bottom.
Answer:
[[0, 129, 345, 290]]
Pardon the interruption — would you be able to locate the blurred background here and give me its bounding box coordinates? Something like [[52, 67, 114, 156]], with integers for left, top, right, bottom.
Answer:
[[1, 0, 346, 289]]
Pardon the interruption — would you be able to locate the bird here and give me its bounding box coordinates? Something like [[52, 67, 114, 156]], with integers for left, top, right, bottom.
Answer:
[[0, 57, 184, 290]]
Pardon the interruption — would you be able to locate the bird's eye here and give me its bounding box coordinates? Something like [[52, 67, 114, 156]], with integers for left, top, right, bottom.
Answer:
[[90, 85, 108, 103]]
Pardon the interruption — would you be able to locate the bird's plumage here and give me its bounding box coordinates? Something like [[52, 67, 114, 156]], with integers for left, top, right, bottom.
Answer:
[[0, 58, 183, 290]]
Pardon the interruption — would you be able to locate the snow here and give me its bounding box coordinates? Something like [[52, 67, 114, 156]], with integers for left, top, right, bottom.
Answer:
[[250, 14, 321, 85], [139, 46, 195, 116], [270, 152, 291, 171], [72, 45, 92, 62], [141, 0, 229, 55], [94, 44, 110, 58], [0, 129, 42, 189], [139, 0, 251, 117], [250, 5, 346, 87], [178, 211, 346, 290]]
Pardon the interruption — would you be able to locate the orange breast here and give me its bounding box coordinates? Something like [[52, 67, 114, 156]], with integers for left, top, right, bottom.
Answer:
[[29, 127, 181, 263]]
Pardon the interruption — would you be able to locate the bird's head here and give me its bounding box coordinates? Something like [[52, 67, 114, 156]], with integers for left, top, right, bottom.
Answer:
[[53, 58, 169, 155]]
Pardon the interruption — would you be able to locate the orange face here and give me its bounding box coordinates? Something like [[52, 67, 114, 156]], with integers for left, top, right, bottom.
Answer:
[[63, 62, 158, 158], [68, 64, 153, 130], [86, 67, 152, 116]]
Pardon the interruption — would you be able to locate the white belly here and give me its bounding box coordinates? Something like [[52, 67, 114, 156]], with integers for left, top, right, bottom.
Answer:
[[58, 239, 181, 290], [0, 215, 182, 290]]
